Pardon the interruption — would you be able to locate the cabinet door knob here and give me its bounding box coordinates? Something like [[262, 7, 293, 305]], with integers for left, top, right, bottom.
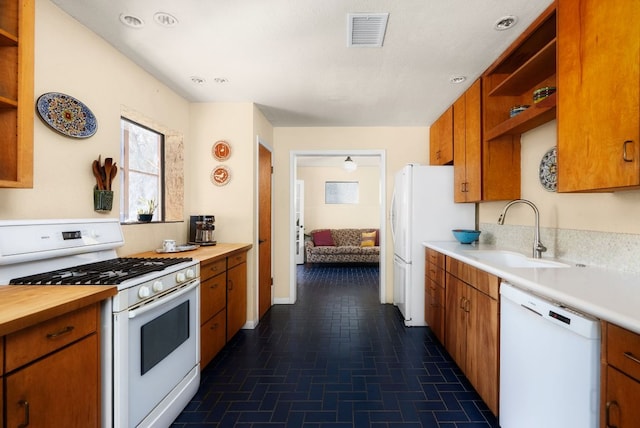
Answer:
[[622, 140, 634, 162]]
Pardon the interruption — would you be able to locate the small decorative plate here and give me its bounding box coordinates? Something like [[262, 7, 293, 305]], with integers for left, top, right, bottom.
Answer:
[[212, 140, 231, 161], [539, 146, 557, 192], [211, 165, 231, 186], [36, 92, 98, 138]]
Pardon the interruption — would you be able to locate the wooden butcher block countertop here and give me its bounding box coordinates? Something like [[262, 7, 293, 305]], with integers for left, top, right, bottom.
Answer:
[[0, 285, 117, 336], [131, 243, 252, 263]]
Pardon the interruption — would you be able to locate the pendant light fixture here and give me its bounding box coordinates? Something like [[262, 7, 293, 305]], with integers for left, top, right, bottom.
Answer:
[[343, 156, 357, 172]]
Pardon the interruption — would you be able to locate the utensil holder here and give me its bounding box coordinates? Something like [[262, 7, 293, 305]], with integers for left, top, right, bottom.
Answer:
[[94, 188, 114, 212]]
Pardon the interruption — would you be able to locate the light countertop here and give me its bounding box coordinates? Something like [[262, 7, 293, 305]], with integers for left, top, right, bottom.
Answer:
[[423, 241, 640, 335]]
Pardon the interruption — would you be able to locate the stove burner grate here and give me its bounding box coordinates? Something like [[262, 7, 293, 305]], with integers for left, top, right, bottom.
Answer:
[[9, 257, 193, 285]]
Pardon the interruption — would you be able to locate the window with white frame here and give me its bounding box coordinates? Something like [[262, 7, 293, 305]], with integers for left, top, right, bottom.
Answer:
[[120, 118, 164, 223]]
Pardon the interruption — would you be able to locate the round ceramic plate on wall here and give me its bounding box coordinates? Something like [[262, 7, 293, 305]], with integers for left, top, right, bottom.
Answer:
[[36, 92, 98, 138], [211, 165, 231, 186], [212, 140, 231, 161], [539, 146, 557, 192]]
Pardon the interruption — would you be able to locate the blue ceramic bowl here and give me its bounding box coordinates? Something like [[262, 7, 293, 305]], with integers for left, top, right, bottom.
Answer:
[[452, 229, 481, 244]]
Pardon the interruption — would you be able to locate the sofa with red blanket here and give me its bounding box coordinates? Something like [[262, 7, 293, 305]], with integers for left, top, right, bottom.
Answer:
[[305, 228, 380, 264]]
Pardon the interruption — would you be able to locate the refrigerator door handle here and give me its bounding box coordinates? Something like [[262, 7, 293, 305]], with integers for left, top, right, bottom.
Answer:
[[390, 189, 397, 244]]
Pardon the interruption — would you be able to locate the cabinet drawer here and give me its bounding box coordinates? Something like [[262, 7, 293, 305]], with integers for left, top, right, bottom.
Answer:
[[425, 262, 445, 286], [201, 309, 226, 370], [446, 258, 498, 299], [426, 248, 445, 268], [201, 272, 226, 322], [607, 323, 640, 382], [447, 257, 475, 284], [200, 258, 227, 282], [5, 304, 98, 373], [425, 278, 443, 305], [227, 251, 247, 269], [474, 270, 499, 300]]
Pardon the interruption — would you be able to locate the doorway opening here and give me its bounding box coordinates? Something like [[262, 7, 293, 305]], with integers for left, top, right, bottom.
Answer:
[[290, 150, 386, 304]]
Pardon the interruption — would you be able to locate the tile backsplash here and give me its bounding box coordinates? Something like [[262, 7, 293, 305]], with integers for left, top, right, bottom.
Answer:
[[479, 223, 640, 273]]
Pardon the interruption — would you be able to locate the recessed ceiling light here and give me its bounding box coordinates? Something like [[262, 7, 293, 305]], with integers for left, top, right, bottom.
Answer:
[[154, 12, 178, 27], [494, 15, 518, 31], [119, 14, 144, 28], [449, 76, 467, 84], [213, 77, 229, 84], [190, 76, 206, 85]]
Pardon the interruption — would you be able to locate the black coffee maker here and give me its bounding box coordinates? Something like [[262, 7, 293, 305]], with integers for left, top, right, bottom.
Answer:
[[189, 215, 216, 246]]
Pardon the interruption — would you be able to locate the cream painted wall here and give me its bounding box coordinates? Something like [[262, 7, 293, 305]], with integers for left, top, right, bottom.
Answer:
[[0, 0, 191, 256], [298, 165, 381, 232], [188, 102, 273, 326], [272, 127, 429, 303], [188, 103, 255, 243], [479, 120, 640, 233]]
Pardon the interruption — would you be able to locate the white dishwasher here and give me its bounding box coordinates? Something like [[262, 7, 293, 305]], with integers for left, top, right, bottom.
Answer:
[[499, 281, 600, 428]]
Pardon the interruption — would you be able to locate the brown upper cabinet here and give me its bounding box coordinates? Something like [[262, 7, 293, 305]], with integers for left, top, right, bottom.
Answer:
[[434, 6, 558, 202], [0, 0, 34, 188], [429, 106, 453, 165], [557, 0, 640, 192], [453, 80, 483, 202], [451, 78, 520, 202]]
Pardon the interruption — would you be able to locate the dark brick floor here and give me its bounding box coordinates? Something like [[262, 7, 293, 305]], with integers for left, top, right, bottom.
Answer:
[[171, 263, 499, 427]]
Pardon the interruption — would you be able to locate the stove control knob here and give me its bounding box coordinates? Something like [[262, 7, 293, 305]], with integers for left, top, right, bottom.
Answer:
[[185, 269, 196, 279], [138, 286, 151, 299], [176, 272, 186, 283], [152, 281, 164, 292]]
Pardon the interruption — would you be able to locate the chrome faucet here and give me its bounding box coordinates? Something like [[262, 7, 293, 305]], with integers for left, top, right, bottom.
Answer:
[[497, 199, 547, 259]]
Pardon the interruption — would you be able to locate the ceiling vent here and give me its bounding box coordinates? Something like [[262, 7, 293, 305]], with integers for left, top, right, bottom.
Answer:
[[348, 13, 389, 48]]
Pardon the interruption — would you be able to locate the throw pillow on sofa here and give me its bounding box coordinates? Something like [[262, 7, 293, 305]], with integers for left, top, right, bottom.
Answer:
[[361, 231, 377, 247], [312, 229, 334, 246]]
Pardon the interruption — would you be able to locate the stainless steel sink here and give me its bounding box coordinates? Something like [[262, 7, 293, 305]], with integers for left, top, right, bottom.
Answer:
[[462, 250, 571, 268]]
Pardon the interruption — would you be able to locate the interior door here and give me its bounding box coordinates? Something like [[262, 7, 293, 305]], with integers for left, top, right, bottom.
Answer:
[[295, 180, 305, 264], [258, 144, 272, 319]]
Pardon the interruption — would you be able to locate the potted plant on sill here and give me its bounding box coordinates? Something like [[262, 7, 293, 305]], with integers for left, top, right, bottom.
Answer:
[[137, 198, 157, 222]]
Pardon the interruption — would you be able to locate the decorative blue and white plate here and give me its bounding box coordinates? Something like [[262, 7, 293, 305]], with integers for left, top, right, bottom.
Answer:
[[539, 146, 557, 192], [36, 92, 98, 138]]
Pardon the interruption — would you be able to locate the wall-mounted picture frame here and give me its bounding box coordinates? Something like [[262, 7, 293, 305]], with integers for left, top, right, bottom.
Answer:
[[325, 181, 359, 204]]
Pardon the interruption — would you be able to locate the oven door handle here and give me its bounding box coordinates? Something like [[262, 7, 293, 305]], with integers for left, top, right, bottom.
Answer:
[[128, 279, 200, 319]]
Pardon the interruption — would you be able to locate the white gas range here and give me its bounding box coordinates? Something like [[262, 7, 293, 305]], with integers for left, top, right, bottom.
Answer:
[[0, 218, 201, 428]]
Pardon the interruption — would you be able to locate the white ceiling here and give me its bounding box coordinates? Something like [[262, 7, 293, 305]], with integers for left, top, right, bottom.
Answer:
[[50, 0, 553, 127]]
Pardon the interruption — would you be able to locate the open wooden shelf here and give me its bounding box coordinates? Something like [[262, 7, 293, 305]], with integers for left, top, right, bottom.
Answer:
[[486, 92, 556, 141], [488, 39, 556, 97], [0, 95, 18, 108], [0, 28, 18, 46]]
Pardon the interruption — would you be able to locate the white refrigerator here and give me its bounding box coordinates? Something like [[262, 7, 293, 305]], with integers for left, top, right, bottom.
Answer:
[[391, 164, 475, 326]]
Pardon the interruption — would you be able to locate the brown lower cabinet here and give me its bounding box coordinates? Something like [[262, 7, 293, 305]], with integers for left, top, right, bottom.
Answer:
[[227, 253, 248, 339], [199, 249, 248, 370], [444, 256, 500, 416], [1, 339, 3, 425], [601, 322, 640, 427], [4, 304, 101, 427], [200, 259, 227, 368], [425, 249, 446, 344]]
